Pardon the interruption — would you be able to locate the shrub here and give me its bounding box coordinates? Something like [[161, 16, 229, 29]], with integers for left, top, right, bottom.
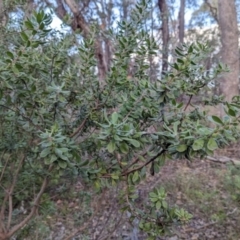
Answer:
[[1, 1, 240, 239]]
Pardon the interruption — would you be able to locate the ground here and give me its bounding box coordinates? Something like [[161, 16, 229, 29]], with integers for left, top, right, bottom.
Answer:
[[19, 151, 240, 240]]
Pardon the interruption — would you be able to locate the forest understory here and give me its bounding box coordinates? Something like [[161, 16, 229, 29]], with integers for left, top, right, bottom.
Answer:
[[19, 148, 240, 240]]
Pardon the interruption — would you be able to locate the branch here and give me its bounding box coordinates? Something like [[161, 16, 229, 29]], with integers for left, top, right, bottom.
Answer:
[[122, 149, 166, 176], [65, 0, 90, 35], [69, 117, 88, 138], [204, 0, 218, 24], [206, 156, 240, 166], [184, 95, 193, 111], [5, 166, 52, 238], [123, 150, 149, 173], [7, 155, 25, 230]]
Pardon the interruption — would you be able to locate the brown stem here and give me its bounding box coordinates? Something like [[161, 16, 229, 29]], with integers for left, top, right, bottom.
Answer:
[[70, 117, 88, 138], [122, 149, 166, 176], [0, 195, 7, 234], [3, 165, 52, 239], [0, 152, 10, 183], [122, 150, 148, 172], [184, 95, 193, 111], [4, 155, 25, 231]]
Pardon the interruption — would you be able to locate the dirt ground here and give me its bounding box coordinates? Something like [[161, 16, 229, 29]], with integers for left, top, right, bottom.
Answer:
[[20, 149, 240, 240]]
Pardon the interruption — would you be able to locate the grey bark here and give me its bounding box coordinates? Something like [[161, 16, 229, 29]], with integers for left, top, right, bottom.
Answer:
[[178, 0, 185, 43], [158, 0, 169, 75], [218, 0, 239, 103]]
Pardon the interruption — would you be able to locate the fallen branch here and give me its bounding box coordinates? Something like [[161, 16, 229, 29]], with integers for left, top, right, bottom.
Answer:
[[206, 156, 240, 166]]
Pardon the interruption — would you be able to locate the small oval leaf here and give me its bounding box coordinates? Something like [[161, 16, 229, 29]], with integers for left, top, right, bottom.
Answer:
[[177, 144, 187, 152], [107, 140, 116, 153], [212, 115, 223, 125], [192, 139, 204, 151], [207, 138, 218, 151]]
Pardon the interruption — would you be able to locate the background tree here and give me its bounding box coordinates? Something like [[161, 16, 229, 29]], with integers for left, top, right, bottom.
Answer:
[[218, 0, 239, 104], [178, 0, 185, 43], [158, 0, 170, 75]]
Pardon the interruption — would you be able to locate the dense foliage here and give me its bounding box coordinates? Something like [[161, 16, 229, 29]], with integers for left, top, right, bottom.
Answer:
[[1, 1, 240, 239]]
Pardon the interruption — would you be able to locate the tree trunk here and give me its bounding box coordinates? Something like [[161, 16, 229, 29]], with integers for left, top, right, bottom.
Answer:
[[49, 0, 108, 84], [158, 0, 169, 75], [218, 0, 239, 104], [178, 0, 185, 43], [0, 1, 8, 26]]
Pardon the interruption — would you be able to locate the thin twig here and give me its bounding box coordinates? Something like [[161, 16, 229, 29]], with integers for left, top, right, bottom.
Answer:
[[184, 95, 193, 111], [122, 149, 166, 176], [70, 117, 88, 138], [7, 155, 25, 230], [123, 150, 148, 172], [0, 151, 10, 183]]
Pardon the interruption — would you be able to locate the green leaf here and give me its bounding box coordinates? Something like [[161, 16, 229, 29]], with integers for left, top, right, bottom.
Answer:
[[107, 140, 116, 153], [175, 48, 185, 57], [58, 147, 69, 153], [207, 138, 218, 151], [58, 161, 67, 169], [36, 11, 43, 24], [39, 22, 45, 30], [177, 58, 184, 64], [192, 139, 204, 151], [132, 171, 139, 183], [150, 197, 159, 203], [20, 32, 29, 42], [24, 19, 34, 29], [149, 192, 158, 198], [212, 115, 223, 125], [54, 148, 68, 161], [176, 144, 187, 152], [123, 138, 141, 148], [111, 112, 118, 124], [44, 158, 51, 165], [156, 201, 161, 210], [111, 174, 119, 180], [103, 109, 110, 123], [79, 159, 89, 167], [40, 148, 51, 158], [162, 200, 168, 209], [119, 142, 129, 154], [6, 51, 14, 59], [49, 154, 57, 163], [188, 44, 194, 53], [228, 108, 236, 117]]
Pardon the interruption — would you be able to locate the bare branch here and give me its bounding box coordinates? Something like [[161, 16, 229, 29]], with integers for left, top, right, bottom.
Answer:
[[4, 166, 52, 239]]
